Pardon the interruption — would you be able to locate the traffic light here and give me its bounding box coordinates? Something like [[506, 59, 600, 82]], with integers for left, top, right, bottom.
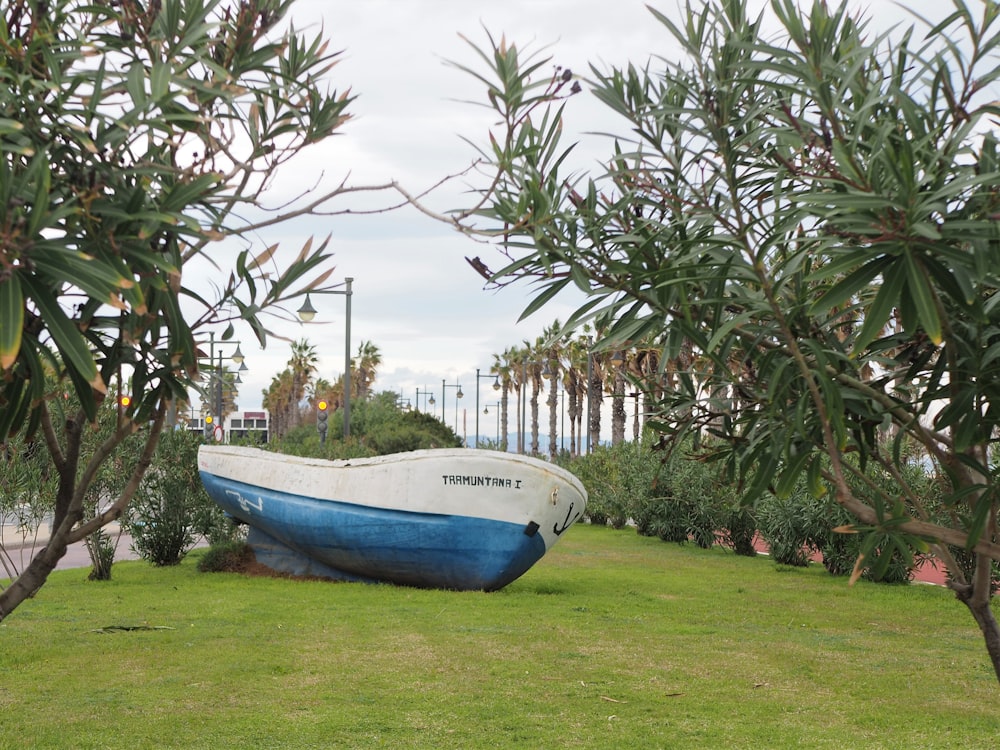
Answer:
[[119, 395, 131, 408], [316, 400, 329, 444], [204, 414, 214, 438]]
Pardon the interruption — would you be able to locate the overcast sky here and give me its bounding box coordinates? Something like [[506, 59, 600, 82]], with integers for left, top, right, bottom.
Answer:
[[212, 0, 946, 438]]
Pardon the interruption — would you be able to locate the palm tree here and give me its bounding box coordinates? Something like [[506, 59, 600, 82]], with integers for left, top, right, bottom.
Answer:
[[491, 348, 516, 452], [631, 337, 663, 439], [541, 321, 563, 460], [353, 340, 382, 400], [288, 339, 319, 430], [262, 370, 294, 440], [507, 345, 528, 454], [561, 334, 589, 456], [523, 338, 546, 456], [608, 347, 634, 446], [577, 325, 607, 452]]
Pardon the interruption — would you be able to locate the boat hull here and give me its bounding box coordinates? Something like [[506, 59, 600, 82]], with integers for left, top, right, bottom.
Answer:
[[197, 446, 587, 591]]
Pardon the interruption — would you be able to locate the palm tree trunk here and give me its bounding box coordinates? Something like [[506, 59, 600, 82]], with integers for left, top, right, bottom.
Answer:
[[611, 368, 626, 445], [500, 387, 509, 452], [547, 364, 559, 460], [530, 374, 540, 456], [588, 362, 602, 451]]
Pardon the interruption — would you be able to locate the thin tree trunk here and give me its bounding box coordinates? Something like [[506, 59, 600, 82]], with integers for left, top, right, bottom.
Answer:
[[500, 388, 509, 452], [568, 388, 578, 457], [611, 369, 626, 445], [530, 375, 540, 456], [952, 559, 1000, 682], [588, 365, 602, 451], [0, 404, 164, 622]]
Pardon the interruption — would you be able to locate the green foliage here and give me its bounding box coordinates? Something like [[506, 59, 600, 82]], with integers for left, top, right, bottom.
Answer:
[[197, 540, 254, 573], [84, 528, 116, 582], [1, 0, 349, 428], [456, 0, 1000, 677], [756, 490, 829, 568], [0, 437, 57, 563], [127, 430, 219, 566], [570, 441, 651, 529], [350, 392, 463, 452], [568, 437, 752, 551], [271, 391, 463, 459], [0, 0, 363, 619]]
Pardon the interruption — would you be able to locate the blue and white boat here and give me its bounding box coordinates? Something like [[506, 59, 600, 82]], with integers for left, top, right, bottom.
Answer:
[[197, 445, 587, 591]]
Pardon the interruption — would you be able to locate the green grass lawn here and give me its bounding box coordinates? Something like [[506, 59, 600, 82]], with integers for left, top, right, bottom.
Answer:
[[1, 524, 996, 749]]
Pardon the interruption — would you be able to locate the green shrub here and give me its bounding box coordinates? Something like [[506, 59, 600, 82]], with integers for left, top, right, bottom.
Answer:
[[269, 394, 463, 459], [84, 527, 116, 581], [567, 437, 750, 550], [719, 503, 758, 557], [197, 540, 255, 573], [756, 488, 827, 567], [128, 430, 215, 566], [570, 442, 654, 529]]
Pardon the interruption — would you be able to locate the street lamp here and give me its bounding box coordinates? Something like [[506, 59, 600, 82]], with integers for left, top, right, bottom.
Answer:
[[483, 401, 501, 445], [415, 387, 436, 413], [297, 277, 353, 438], [203, 332, 247, 442], [441, 379, 463, 436], [474, 368, 501, 448]]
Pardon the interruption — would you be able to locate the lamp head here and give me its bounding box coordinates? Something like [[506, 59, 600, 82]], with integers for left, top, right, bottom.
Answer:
[[297, 293, 318, 322]]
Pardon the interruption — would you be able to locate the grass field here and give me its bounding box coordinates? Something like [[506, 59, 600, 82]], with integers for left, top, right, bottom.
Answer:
[[1, 524, 996, 749]]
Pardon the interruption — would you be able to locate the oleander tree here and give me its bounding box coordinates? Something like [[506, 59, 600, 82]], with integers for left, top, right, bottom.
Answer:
[[454, 0, 1000, 679], [0, 0, 370, 619]]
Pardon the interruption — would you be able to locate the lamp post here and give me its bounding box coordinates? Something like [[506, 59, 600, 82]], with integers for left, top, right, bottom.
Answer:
[[441, 379, 463, 435], [474, 368, 501, 448], [298, 277, 353, 438], [483, 402, 501, 445], [415, 387, 436, 413], [203, 332, 247, 442]]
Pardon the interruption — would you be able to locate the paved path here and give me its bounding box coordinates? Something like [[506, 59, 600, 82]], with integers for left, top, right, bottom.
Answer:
[[1, 524, 142, 575]]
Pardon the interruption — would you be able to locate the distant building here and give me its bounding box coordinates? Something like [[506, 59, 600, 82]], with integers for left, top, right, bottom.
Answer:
[[188, 410, 269, 444]]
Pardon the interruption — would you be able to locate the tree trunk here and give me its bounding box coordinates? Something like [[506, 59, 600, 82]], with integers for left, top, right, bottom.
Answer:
[[500, 387, 509, 452], [611, 369, 626, 445], [1, 403, 164, 622], [0, 534, 68, 621], [530, 376, 540, 456], [516, 384, 524, 454], [952, 569, 1000, 682], [547, 364, 559, 460], [588, 366, 602, 451], [568, 387, 578, 457]]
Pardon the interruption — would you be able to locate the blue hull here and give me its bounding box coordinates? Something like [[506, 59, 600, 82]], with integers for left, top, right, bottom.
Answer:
[[200, 473, 548, 591]]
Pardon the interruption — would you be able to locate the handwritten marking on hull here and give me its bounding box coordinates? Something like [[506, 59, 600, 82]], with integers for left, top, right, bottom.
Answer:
[[226, 489, 263, 515]]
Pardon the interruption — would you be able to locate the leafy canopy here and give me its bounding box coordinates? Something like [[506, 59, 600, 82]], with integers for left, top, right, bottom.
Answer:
[[454, 0, 1000, 679], [0, 0, 349, 435]]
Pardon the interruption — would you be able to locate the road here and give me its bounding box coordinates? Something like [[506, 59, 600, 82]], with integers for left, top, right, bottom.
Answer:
[[1, 524, 141, 574]]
